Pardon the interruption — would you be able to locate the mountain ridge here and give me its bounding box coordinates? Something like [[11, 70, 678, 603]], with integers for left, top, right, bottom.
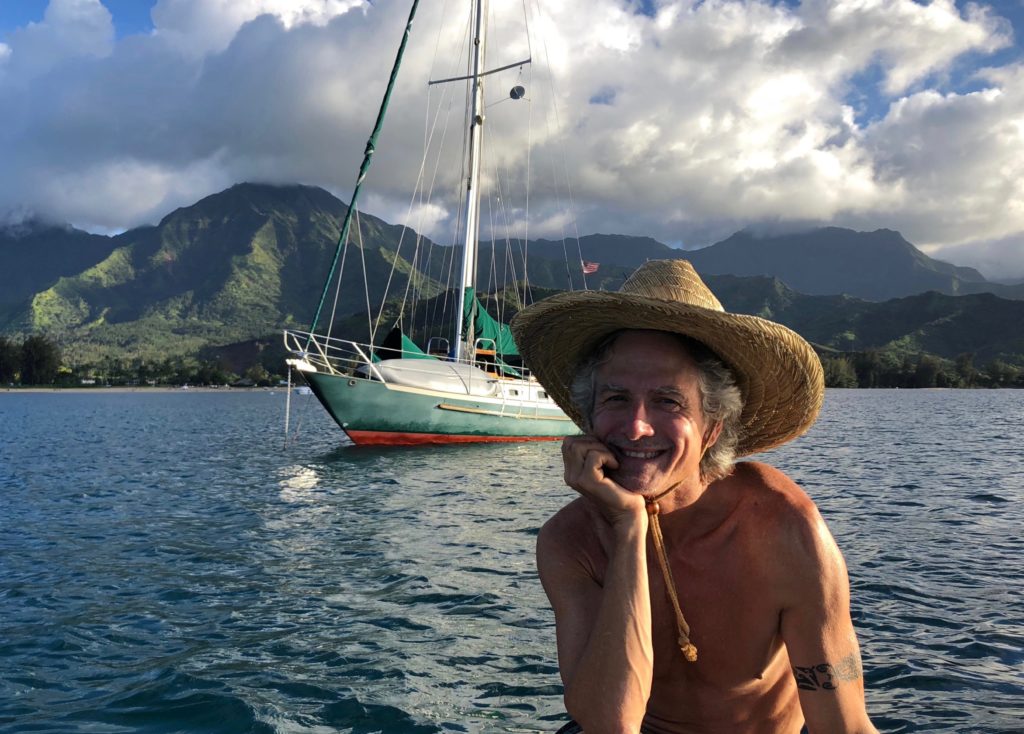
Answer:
[[691, 227, 989, 294], [2, 182, 1022, 369]]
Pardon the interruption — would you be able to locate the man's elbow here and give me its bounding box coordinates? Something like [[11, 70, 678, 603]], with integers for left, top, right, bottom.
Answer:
[[807, 725, 878, 734], [565, 693, 644, 734], [803, 711, 878, 734]]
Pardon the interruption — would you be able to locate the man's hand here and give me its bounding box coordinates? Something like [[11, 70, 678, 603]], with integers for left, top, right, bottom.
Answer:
[[543, 435, 655, 732], [561, 435, 646, 526]]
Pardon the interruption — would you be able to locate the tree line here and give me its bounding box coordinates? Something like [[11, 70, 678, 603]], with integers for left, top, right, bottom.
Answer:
[[0, 335, 287, 388], [0, 335, 63, 385], [820, 350, 1023, 389], [3, 333, 1022, 390]]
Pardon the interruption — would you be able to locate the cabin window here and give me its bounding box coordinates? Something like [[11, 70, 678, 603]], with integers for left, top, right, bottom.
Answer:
[[539, 391, 547, 398], [509, 389, 519, 396]]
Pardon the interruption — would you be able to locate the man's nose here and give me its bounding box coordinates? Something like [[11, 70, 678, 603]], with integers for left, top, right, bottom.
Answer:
[[624, 403, 655, 440]]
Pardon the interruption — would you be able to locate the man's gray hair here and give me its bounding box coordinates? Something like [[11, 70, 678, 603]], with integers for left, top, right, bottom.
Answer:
[[568, 330, 744, 482]]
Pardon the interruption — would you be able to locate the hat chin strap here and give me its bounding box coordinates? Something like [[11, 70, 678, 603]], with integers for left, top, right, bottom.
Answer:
[[642, 436, 716, 664], [646, 497, 698, 662]]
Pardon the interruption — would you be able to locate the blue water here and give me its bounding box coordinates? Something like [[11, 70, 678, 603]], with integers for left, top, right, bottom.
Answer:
[[1, 389, 1022, 733]]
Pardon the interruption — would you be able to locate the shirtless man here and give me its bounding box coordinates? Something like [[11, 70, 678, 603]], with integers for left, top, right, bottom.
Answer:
[[511, 260, 878, 733]]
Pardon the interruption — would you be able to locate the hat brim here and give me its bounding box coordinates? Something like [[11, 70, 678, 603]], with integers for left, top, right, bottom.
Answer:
[[511, 290, 824, 455]]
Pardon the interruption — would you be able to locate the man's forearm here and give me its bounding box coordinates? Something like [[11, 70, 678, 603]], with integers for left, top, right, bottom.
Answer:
[[565, 514, 653, 733]]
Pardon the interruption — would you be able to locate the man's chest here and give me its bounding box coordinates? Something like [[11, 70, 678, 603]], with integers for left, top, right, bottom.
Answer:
[[647, 538, 785, 687]]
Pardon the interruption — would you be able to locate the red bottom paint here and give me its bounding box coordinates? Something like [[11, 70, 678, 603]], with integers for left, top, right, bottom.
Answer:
[[345, 430, 564, 446]]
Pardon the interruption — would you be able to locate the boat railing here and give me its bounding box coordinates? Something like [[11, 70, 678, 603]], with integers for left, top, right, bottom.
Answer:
[[283, 329, 495, 389], [283, 329, 384, 380], [284, 328, 558, 412]]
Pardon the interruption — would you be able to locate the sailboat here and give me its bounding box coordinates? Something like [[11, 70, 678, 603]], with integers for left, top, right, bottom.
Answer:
[[283, 0, 578, 445]]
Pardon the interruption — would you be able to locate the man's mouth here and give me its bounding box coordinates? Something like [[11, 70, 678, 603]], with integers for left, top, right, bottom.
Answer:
[[616, 447, 664, 460]]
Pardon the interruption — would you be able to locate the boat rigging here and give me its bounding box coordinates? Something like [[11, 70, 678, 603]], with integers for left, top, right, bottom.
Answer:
[[283, 0, 582, 445]]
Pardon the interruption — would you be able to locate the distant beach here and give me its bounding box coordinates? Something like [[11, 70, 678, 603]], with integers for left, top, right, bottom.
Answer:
[[2, 386, 280, 394]]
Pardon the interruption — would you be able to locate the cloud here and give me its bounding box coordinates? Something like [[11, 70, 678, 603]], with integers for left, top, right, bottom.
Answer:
[[0, 0, 1022, 278], [150, 0, 365, 58], [858, 76, 1024, 246], [34, 157, 233, 233], [0, 0, 114, 80], [784, 0, 1011, 96], [925, 232, 1024, 281]]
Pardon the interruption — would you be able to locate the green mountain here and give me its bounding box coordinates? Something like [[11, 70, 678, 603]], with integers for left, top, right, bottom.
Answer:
[[525, 227, 1024, 303], [702, 275, 1024, 364], [679, 227, 1024, 302], [1, 183, 447, 362], [0, 220, 117, 310], [2, 182, 1022, 371]]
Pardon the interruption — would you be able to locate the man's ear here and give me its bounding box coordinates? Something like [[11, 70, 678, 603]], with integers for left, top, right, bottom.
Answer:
[[704, 420, 723, 449]]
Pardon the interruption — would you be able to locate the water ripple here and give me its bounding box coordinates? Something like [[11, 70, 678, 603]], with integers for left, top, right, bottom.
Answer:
[[1, 389, 1022, 732]]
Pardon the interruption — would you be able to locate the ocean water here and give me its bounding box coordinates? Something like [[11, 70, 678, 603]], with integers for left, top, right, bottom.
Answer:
[[0, 388, 1021, 733]]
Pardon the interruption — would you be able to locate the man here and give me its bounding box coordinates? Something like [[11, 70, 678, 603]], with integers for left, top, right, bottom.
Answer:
[[510, 260, 877, 734]]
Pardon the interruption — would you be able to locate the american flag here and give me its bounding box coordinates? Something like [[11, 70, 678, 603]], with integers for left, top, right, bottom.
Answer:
[[581, 260, 600, 275]]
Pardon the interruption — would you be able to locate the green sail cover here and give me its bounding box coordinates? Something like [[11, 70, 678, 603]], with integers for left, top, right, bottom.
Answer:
[[397, 330, 431, 358], [463, 288, 522, 378], [373, 326, 435, 362], [463, 288, 518, 357]]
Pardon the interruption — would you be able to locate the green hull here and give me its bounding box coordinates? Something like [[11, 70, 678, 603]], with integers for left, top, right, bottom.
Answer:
[[304, 371, 575, 445]]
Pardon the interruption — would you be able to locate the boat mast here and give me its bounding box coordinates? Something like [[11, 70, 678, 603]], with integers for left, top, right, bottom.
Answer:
[[305, 0, 422, 343], [454, 0, 487, 364]]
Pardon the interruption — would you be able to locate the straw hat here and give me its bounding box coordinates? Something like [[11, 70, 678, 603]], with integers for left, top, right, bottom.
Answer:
[[510, 259, 824, 455]]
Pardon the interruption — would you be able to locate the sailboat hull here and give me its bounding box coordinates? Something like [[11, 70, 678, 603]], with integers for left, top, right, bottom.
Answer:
[[304, 371, 575, 445]]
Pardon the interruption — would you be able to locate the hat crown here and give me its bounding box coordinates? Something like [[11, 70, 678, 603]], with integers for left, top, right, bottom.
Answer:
[[621, 260, 724, 312], [510, 258, 824, 456]]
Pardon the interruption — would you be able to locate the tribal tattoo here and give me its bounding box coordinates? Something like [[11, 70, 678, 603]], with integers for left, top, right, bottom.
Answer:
[[792, 653, 862, 691]]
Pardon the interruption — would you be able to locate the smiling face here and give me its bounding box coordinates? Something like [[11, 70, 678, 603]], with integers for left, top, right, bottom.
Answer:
[[590, 330, 719, 497]]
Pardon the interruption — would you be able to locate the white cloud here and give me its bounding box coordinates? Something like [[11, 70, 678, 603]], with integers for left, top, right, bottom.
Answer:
[[33, 157, 233, 232], [925, 232, 1024, 281], [859, 78, 1024, 247], [150, 0, 366, 58], [791, 0, 1011, 96], [0, 0, 113, 80], [0, 0, 1022, 277], [363, 194, 451, 241]]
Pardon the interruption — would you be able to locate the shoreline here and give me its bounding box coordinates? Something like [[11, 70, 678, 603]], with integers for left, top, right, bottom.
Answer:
[[2, 386, 289, 394], [3, 385, 1017, 395]]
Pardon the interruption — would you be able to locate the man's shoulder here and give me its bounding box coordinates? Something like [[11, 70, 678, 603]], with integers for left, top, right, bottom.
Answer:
[[538, 498, 612, 561], [540, 497, 600, 543], [728, 462, 842, 579], [728, 459, 800, 488], [727, 460, 818, 515], [725, 461, 835, 553]]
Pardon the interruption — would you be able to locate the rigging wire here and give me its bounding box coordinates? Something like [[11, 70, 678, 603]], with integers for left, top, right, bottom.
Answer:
[[420, 80, 461, 345], [402, 34, 463, 345], [365, 0, 471, 350], [307, 0, 423, 341], [527, 0, 582, 293], [425, 4, 473, 351], [521, 0, 535, 304], [324, 217, 350, 344], [488, 139, 521, 324], [354, 210, 374, 345], [315, 0, 581, 358], [376, 3, 467, 345]]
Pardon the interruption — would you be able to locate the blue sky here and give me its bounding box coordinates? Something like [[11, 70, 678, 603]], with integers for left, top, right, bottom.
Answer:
[[1, 0, 1023, 277], [0, 0, 157, 38], [4, 1, 1021, 47]]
